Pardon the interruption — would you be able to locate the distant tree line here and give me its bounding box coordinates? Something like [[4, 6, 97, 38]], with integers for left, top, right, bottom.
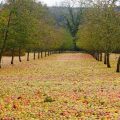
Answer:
[[49, 3, 84, 51]]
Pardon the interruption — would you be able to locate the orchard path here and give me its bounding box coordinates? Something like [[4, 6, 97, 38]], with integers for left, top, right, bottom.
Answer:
[[0, 53, 120, 119]]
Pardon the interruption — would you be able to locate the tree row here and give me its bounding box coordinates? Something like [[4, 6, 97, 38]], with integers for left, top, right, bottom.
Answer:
[[0, 0, 73, 67], [77, 0, 120, 72]]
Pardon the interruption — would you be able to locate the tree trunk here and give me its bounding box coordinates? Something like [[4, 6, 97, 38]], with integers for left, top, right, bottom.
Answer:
[[45, 51, 47, 57], [19, 47, 22, 62], [0, 11, 12, 68], [116, 56, 120, 72], [95, 53, 98, 60], [34, 51, 36, 60], [100, 53, 102, 61], [11, 48, 14, 65], [94, 53, 96, 60], [48, 51, 50, 56], [38, 51, 40, 59], [41, 51, 43, 58], [104, 53, 107, 64], [106, 53, 111, 68], [97, 53, 100, 61], [27, 51, 29, 61]]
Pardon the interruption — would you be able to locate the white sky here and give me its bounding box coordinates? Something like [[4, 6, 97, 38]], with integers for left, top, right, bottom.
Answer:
[[39, 0, 63, 6], [0, 0, 63, 6], [0, 0, 120, 6]]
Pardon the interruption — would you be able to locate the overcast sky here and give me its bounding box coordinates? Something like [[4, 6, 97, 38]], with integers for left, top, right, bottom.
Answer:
[[0, 0, 63, 6], [39, 0, 63, 6]]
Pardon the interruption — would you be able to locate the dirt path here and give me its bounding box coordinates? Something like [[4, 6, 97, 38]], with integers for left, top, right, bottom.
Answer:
[[0, 53, 120, 120]]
